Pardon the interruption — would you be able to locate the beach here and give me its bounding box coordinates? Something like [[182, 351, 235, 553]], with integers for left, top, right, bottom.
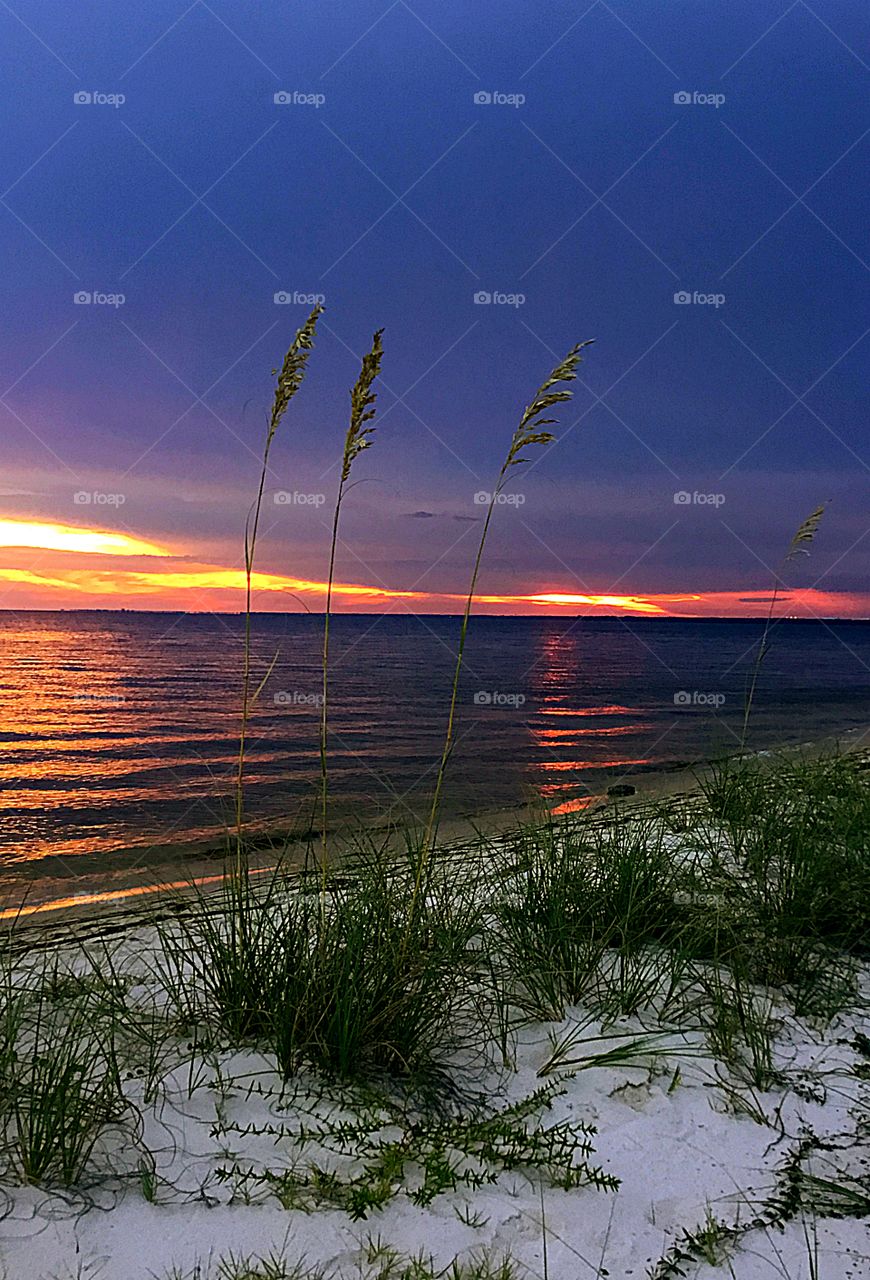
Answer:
[[1, 744, 868, 1280]]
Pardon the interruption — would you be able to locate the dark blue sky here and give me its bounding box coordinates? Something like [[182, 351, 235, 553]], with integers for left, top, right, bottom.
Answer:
[[0, 1, 867, 611]]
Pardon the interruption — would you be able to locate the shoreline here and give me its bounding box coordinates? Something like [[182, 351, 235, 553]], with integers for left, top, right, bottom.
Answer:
[[4, 723, 868, 943]]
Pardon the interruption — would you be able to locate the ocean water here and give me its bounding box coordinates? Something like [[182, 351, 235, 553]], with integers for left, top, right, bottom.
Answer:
[[1, 612, 868, 899]]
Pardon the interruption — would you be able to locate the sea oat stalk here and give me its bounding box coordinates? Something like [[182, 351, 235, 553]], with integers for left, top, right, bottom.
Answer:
[[320, 329, 384, 886], [235, 305, 322, 871], [740, 502, 827, 748], [410, 339, 594, 920]]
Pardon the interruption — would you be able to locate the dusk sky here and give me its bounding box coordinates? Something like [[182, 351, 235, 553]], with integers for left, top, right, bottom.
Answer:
[[0, 0, 868, 616]]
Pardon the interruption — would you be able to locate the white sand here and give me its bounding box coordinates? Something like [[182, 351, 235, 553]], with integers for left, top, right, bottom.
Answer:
[[1, 912, 868, 1280]]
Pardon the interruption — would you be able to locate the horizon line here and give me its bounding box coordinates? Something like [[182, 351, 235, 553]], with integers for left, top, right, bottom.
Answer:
[[1, 607, 867, 622]]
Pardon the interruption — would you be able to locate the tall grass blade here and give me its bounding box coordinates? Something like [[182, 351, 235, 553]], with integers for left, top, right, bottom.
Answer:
[[740, 502, 826, 748], [416, 340, 594, 913], [235, 306, 322, 868], [320, 328, 384, 886]]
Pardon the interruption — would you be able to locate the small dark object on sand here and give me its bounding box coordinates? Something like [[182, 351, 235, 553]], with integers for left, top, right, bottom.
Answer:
[[607, 783, 636, 798]]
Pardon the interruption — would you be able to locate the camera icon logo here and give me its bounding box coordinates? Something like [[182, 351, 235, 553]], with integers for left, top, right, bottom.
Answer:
[[474, 691, 493, 705], [73, 491, 92, 505], [674, 91, 692, 105], [273, 491, 292, 504], [74, 291, 92, 305], [474, 491, 492, 505], [473, 291, 492, 305], [473, 91, 492, 105], [673, 491, 692, 505], [273, 291, 291, 304], [273, 91, 291, 104], [673, 290, 692, 305], [674, 690, 692, 706], [73, 91, 92, 105]]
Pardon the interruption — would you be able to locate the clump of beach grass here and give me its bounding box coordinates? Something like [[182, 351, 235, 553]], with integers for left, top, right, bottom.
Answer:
[[695, 750, 870, 1014], [153, 861, 307, 1042], [495, 810, 687, 1022], [269, 838, 483, 1084], [154, 835, 486, 1090], [0, 957, 139, 1187], [493, 749, 869, 1089]]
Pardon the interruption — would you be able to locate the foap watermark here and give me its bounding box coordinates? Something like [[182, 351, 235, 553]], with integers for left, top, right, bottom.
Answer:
[[74, 90, 125, 107], [474, 491, 525, 506], [674, 290, 725, 308], [73, 888, 124, 911], [674, 690, 726, 709], [274, 690, 324, 707], [74, 490, 126, 506], [74, 291, 125, 307], [473, 290, 525, 308], [274, 290, 325, 306], [674, 90, 725, 108], [73, 691, 126, 706], [473, 90, 525, 108], [474, 690, 526, 708], [274, 490, 326, 507], [673, 490, 725, 508], [273, 90, 325, 108]]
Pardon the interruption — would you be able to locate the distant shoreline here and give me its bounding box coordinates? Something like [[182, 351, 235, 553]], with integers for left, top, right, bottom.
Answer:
[[1, 609, 869, 621]]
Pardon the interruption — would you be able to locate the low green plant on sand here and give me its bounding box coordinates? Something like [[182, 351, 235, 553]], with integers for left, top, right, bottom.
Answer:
[[0, 960, 138, 1186], [215, 1078, 617, 1219]]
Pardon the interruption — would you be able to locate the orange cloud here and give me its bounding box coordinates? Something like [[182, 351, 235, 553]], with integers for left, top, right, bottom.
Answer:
[[0, 518, 167, 558], [523, 592, 665, 613], [0, 564, 424, 601]]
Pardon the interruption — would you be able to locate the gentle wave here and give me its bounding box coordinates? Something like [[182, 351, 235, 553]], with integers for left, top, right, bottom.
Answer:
[[0, 612, 868, 879]]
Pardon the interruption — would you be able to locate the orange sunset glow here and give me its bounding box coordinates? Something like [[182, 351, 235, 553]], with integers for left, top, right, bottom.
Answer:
[[0, 515, 867, 617], [0, 518, 168, 558]]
